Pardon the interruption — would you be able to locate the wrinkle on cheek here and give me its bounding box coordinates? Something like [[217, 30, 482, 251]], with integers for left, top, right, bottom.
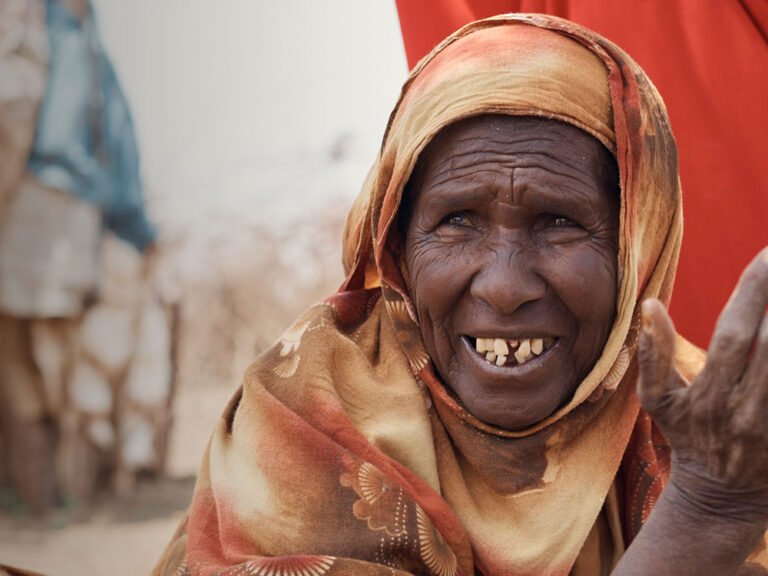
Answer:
[[585, 240, 619, 275], [406, 235, 468, 382], [407, 242, 444, 285], [406, 241, 445, 313], [407, 236, 438, 262], [594, 246, 620, 296], [592, 221, 619, 242], [574, 243, 618, 373], [410, 236, 476, 274]]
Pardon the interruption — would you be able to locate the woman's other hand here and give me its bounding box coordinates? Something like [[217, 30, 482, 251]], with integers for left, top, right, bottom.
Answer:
[[614, 247, 768, 575], [624, 246, 768, 575], [639, 246, 768, 522]]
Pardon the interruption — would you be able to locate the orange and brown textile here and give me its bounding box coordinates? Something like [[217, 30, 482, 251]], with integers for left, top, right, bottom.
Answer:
[[154, 15, 766, 576]]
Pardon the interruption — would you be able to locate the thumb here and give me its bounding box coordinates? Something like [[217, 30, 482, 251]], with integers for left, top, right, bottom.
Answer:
[[637, 298, 682, 417]]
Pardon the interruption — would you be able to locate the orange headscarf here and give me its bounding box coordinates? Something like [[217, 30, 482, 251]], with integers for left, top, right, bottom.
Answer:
[[154, 14, 751, 576]]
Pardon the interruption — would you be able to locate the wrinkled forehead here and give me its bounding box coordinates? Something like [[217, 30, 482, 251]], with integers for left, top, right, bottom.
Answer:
[[416, 115, 615, 177], [400, 114, 619, 223]]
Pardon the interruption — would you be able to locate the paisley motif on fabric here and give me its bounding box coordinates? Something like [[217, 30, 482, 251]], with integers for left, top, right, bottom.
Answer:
[[340, 458, 408, 537], [273, 354, 301, 378], [416, 506, 458, 576], [279, 321, 310, 357], [587, 345, 633, 404], [271, 321, 310, 378], [382, 289, 431, 373], [385, 299, 413, 325], [603, 347, 630, 390], [396, 330, 430, 372]]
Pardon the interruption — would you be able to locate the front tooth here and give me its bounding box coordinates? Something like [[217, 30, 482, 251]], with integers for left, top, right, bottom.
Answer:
[[531, 338, 544, 355], [495, 354, 506, 366], [514, 339, 531, 363], [485, 351, 497, 363], [476, 338, 487, 353], [494, 338, 509, 356]]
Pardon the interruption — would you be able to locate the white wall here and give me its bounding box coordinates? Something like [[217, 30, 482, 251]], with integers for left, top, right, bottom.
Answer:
[[93, 0, 408, 277]]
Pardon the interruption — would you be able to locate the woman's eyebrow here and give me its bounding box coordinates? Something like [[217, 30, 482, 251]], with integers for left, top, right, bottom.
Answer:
[[421, 182, 494, 212], [516, 186, 591, 212], [513, 171, 609, 213]]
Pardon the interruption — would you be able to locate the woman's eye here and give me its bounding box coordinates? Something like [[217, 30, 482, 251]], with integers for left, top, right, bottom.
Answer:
[[550, 215, 576, 228], [443, 213, 471, 227], [540, 214, 589, 243]]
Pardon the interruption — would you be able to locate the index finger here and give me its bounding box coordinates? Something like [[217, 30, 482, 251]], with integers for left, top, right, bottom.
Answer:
[[704, 247, 768, 381]]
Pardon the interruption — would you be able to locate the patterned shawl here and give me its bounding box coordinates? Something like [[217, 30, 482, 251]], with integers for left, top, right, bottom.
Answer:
[[153, 14, 756, 576]]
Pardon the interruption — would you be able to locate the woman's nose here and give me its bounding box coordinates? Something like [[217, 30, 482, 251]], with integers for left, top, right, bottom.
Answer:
[[469, 243, 547, 315]]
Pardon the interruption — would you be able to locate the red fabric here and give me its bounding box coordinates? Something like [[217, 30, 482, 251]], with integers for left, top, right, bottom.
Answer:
[[394, 0, 768, 349]]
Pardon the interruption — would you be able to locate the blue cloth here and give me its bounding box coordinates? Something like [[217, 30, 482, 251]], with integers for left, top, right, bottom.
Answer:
[[27, 0, 156, 252]]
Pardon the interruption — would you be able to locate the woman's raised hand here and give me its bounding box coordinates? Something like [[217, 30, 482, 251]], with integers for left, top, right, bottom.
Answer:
[[612, 248, 768, 575], [638, 246, 768, 525]]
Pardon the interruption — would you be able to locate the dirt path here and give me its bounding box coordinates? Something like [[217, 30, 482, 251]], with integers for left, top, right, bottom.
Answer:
[[1, 512, 184, 576], [0, 474, 196, 576], [0, 383, 235, 575]]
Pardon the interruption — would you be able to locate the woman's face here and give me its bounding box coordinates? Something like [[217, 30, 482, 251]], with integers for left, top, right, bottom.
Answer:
[[403, 115, 620, 430]]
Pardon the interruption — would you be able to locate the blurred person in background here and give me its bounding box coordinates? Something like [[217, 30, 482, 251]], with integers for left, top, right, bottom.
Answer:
[[0, 0, 171, 515]]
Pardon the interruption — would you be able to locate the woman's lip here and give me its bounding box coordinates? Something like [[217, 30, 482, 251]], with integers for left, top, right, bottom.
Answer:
[[459, 335, 561, 374]]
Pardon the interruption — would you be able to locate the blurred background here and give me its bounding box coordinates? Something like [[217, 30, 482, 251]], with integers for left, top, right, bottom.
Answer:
[[0, 1, 407, 574]]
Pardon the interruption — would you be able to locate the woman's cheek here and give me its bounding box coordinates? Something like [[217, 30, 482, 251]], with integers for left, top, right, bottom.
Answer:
[[552, 241, 618, 341], [407, 238, 469, 327], [409, 243, 452, 303], [549, 239, 616, 292]]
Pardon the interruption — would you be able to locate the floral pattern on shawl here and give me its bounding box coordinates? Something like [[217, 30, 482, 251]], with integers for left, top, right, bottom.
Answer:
[[416, 507, 459, 576], [340, 455, 460, 576], [341, 456, 409, 537]]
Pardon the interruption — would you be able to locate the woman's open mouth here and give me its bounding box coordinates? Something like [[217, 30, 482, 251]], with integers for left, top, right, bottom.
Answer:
[[466, 336, 558, 367]]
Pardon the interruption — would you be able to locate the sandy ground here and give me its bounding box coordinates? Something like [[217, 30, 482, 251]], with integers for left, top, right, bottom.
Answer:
[[0, 383, 236, 575], [0, 507, 187, 576]]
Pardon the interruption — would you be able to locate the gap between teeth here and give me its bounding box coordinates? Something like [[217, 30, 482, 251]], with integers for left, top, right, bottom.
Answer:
[[475, 337, 551, 366]]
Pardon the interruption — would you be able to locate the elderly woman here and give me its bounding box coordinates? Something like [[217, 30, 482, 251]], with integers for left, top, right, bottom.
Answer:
[[153, 14, 768, 576]]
